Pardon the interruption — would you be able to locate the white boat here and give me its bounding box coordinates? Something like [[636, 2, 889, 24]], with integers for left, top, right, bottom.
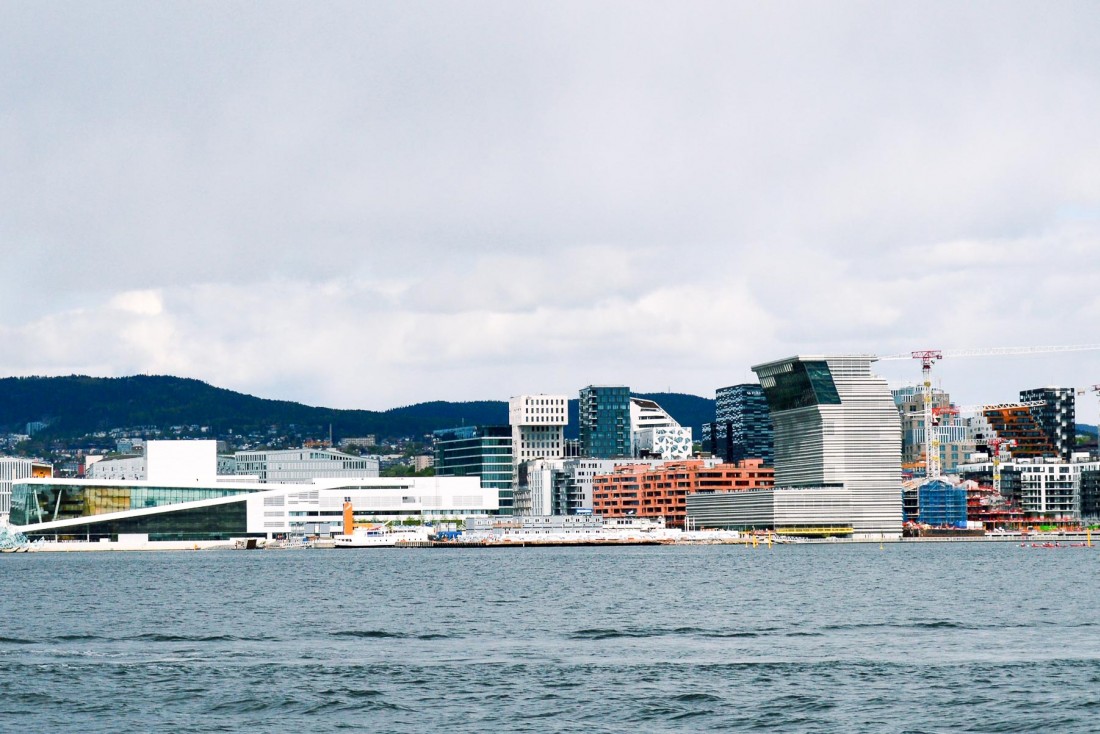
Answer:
[[333, 524, 432, 548]]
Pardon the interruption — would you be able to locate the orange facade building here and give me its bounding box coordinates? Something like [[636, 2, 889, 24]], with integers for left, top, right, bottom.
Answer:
[[592, 459, 774, 528]]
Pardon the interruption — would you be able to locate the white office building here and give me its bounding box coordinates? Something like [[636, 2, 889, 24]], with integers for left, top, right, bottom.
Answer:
[[960, 457, 1100, 519], [509, 394, 569, 473], [752, 354, 903, 539], [233, 448, 379, 483]]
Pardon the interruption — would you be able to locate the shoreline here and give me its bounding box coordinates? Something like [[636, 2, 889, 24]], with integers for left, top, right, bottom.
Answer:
[[4, 532, 1095, 552]]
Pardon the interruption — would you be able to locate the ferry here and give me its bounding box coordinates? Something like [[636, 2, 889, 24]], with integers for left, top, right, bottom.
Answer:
[[332, 500, 432, 548], [333, 524, 432, 548]]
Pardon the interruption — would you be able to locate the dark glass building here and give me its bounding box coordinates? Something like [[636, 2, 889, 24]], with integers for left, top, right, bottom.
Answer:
[[578, 386, 631, 459], [433, 425, 514, 514], [712, 383, 774, 466]]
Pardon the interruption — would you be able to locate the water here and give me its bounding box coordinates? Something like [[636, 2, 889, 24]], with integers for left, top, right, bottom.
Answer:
[[2, 543, 1098, 732]]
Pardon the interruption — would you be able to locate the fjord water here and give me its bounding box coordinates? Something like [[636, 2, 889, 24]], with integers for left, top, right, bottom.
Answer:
[[2, 544, 1098, 733]]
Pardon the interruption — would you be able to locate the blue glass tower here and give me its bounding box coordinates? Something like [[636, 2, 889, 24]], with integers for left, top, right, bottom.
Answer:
[[578, 386, 631, 459]]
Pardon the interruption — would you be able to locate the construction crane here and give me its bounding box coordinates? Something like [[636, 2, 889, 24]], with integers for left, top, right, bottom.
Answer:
[[987, 438, 1016, 496], [879, 344, 1100, 480], [919, 401, 1044, 480]]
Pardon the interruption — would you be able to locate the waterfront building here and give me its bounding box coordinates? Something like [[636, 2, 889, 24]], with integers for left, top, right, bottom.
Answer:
[[433, 425, 514, 514], [1020, 386, 1076, 462], [508, 394, 568, 471], [916, 479, 968, 527], [629, 397, 692, 460], [579, 385, 631, 458], [1081, 468, 1100, 521], [972, 405, 1057, 459], [892, 386, 975, 475], [592, 459, 773, 528], [959, 458, 1099, 519], [520, 458, 570, 516], [513, 457, 677, 515], [233, 448, 379, 483], [751, 354, 903, 539], [0, 458, 52, 522], [685, 487, 853, 535], [463, 515, 670, 541], [9, 475, 495, 541], [711, 384, 774, 466]]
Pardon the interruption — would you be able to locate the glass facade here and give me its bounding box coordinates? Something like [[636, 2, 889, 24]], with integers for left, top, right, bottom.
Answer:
[[18, 501, 251, 541], [433, 425, 515, 514], [10, 482, 258, 527], [579, 386, 632, 459], [758, 361, 841, 412]]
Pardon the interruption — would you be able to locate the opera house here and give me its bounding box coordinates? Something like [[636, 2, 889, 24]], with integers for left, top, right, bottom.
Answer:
[[8, 440, 497, 542]]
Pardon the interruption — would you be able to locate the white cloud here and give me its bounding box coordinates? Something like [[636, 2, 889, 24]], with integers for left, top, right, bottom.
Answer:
[[1, 2, 1100, 410], [108, 290, 164, 316]]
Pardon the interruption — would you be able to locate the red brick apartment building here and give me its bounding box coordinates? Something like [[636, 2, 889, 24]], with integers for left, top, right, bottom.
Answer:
[[592, 459, 774, 528]]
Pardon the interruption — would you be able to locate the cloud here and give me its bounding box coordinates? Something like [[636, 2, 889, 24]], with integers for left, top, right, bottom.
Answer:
[[1, 2, 1099, 409], [109, 290, 164, 316]]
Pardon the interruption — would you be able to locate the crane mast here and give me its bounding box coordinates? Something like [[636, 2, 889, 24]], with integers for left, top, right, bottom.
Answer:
[[909, 350, 943, 479]]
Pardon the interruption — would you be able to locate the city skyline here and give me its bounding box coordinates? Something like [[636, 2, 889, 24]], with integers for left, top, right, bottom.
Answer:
[[2, 2, 1099, 410]]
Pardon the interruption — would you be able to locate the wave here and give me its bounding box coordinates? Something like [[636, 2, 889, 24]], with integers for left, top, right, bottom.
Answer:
[[0, 636, 34, 645], [569, 626, 772, 640], [127, 633, 272, 643], [330, 630, 409, 639]]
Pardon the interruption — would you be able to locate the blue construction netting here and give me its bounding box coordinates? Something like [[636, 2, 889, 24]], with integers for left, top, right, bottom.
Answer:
[[918, 480, 968, 528]]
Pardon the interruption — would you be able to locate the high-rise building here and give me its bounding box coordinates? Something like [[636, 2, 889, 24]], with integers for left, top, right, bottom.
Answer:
[[751, 355, 903, 539], [433, 425, 514, 514], [508, 395, 568, 470], [579, 385, 631, 458], [712, 384, 774, 466], [1020, 386, 1076, 462]]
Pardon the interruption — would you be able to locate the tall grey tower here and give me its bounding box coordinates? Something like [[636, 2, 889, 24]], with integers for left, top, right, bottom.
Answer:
[[751, 355, 902, 538]]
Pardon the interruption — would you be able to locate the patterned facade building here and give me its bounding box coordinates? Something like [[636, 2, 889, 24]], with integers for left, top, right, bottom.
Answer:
[[710, 384, 774, 466], [629, 397, 692, 460]]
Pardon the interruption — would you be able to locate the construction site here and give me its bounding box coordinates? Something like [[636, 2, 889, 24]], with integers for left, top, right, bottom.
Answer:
[[886, 345, 1100, 537]]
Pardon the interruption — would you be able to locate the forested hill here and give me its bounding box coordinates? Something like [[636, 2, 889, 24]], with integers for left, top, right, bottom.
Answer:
[[0, 375, 716, 441]]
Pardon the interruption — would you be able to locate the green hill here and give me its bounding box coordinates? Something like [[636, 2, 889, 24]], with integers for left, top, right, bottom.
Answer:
[[0, 375, 716, 442]]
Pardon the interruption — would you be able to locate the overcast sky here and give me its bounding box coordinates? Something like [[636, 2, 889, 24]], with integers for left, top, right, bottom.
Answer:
[[2, 1, 1099, 411]]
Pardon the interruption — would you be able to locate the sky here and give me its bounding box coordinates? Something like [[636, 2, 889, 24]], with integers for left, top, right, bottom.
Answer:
[[2, 1, 1099, 412]]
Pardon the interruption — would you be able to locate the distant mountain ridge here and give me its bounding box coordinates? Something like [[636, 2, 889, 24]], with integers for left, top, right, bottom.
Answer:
[[0, 375, 716, 442]]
